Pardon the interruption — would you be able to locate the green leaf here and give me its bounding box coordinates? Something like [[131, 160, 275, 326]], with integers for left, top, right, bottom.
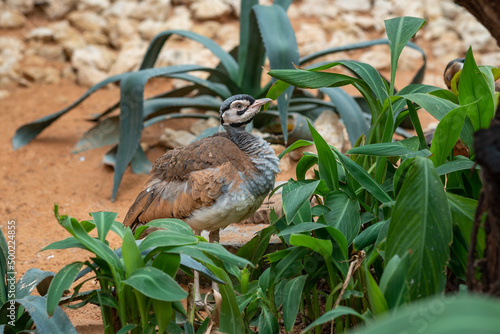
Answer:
[[301, 306, 366, 333], [152, 300, 172, 334], [385, 16, 426, 94], [341, 60, 389, 104], [72, 116, 120, 153], [387, 156, 452, 300], [353, 220, 387, 250], [15, 295, 77, 333], [282, 180, 320, 223], [348, 141, 419, 157], [324, 191, 361, 245], [122, 229, 144, 278], [138, 230, 198, 252], [354, 295, 500, 334], [146, 218, 195, 235], [459, 47, 495, 130], [46, 262, 84, 316], [308, 121, 339, 190], [278, 139, 313, 159], [258, 302, 279, 334], [333, 147, 393, 204], [435, 157, 479, 175], [379, 253, 409, 309], [282, 275, 308, 332], [365, 269, 389, 314], [16, 269, 55, 299], [254, 4, 299, 143], [123, 267, 187, 301], [429, 105, 469, 166], [41, 237, 87, 251], [320, 87, 370, 146], [91, 211, 117, 243]]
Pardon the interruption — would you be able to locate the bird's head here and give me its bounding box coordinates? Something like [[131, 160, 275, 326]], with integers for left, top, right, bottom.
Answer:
[[444, 57, 465, 90], [219, 94, 272, 130]]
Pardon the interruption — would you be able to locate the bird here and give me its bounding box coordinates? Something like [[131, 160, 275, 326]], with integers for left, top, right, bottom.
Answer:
[[443, 57, 465, 90], [123, 94, 280, 303]]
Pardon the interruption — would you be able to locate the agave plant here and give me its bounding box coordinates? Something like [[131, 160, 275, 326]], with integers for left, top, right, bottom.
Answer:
[[12, 0, 426, 201]]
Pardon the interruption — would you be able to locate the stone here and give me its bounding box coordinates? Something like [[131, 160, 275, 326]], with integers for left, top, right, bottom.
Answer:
[[190, 116, 220, 135], [431, 31, 462, 60], [109, 40, 148, 76], [5, 0, 35, 14], [480, 52, 500, 67], [25, 41, 66, 62], [82, 31, 109, 45], [71, 45, 117, 72], [334, 0, 371, 12], [76, 0, 110, 13], [106, 17, 140, 49], [326, 19, 367, 46], [128, 0, 171, 21], [75, 65, 108, 87], [160, 129, 196, 148], [456, 14, 497, 52], [359, 45, 391, 71], [296, 23, 328, 55], [163, 5, 193, 31], [0, 9, 26, 29], [26, 27, 54, 43], [296, 0, 339, 20], [0, 90, 11, 99], [138, 19, 168, 41], [61, 65, 76, 81], [22, 67, 60, 84], [41, 0, 76, 20], [0, 37, 23, 86], [191, 0, 232, 21], [102, 0, 138, 18], [191, 21, 221, 39], [313, 110, 345, 150], [68, 10, 107, 32], [270, 144, 292, 173], [49, 21, 87, 58]]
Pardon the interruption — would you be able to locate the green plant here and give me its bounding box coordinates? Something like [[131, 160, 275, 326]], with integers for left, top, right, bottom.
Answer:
[[12, 0, 426, 201], [42, 205, 252, 334], [0, 227, 76, 333]]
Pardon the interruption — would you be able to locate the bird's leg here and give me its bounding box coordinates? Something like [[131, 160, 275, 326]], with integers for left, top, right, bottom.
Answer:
[[193, 229, 203, 306], [208, 229, 220, 292]]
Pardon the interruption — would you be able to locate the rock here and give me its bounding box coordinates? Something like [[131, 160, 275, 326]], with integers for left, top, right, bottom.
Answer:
[[480, 52, 500, 67], [5, 0, 34, 14], [109, 40, 148, 76], [191, 0, 232, 21], [138, 19, 168, 41], [41, 0, 76, 20], [295, 0, 339, 20], [326, 19, 367, 45], [163, 5, 193, 31], [313, 110, 345, 150], [191, 21, 221, 39], [106, 17, 140, 49], [71, 45, 116, 72], [102, 0, 138, 18], [359, 45, 391, 71], [0, 9, 26, 29], [61, 65, 76, 81], [296, 23, 328, 55], [160, 129, 196, 148], [76, 0, 110, 13], [68, 10, 107, 32], [431, 31, 462, 60], [190, 116, 220, 135], [75, 65, 108, 87], [270, 144, 292, 173], [22, 67, 60, 84], [49, 21, 86, 58], [0, 90, 11, 99], [129, 0, 172, 21], [456, 14, 497, 52], [334, 0, 371, 12], [26, 27, 54, 43], [0, 37, 23, 86], [82, 31, 109, 45], [25, 41, 66, 62]]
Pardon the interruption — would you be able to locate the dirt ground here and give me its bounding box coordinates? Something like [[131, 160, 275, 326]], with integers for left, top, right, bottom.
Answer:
[[0, 23, 448, 334]]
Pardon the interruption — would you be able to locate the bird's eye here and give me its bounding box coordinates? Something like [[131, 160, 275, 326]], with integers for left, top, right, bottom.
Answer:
[[236, 103, 242, 108]]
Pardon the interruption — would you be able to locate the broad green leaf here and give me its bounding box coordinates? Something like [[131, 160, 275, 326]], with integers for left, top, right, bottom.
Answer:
[[15, 295, 77, 333], [379, 253, 409, 309], [277, 139, 313, 159], [301, 306, 366, 333], [400, 93, 457, 120], [354, 295, 500, 334], [341, 60, 389, 104], [353, 220, 387, 251], [46, 262, 84, 316], [320, 87, 369, 146], [123, 267, 187, 301], [348, 142, 418, 157], [91, 211, 117, 243], [152, 253, 181, 278], [41, 237, 86, 251], [324, 191, 361, 245], [268, 68, 362, 90], [236, 225, 275, 267], [385, 17, 426, 94], [283, 275, 308, 332], [121, 229, 144, 278], [429, 105, 469, 166], [282, 180, 320, 223], [146, 218, 195, 235], [333, 147, 393, 204], [308, 121, 339, 190], [435, 157, 478, 175], [116, 324, 137, 334], [153, 300, 172, 334], [138, 230, 198, 251], [365, 269, 389, 314], [387, 156, 452, 300], [273, 247, 307, 282], [189, 242, 252, 269], [258, 302, 279, 334], [459, 47, 495, 130]]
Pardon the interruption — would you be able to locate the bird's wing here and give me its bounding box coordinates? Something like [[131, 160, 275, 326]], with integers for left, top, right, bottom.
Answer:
[[123, 135, 255, 231]]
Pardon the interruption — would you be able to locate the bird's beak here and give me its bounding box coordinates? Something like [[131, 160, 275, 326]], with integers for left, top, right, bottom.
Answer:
[[253, 98, 273, 110]]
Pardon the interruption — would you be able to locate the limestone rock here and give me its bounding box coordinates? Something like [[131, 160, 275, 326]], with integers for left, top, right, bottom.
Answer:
[[106, 17, 140, 49], [191, 21, 221, 39], [358, 45, 391, 71], [25, 41, 66, 62], [334, 0, 371, 12], [68, 10, 107, 32], [22, 67, 60, 84], [5, 0, 34, 14], [109, 40, 148, 76], [76, 0, 110, 13], [82, 31, 109, 45], [313, 110, 345, 150], [72, 45, 116, 72], [163, 5, 193, 31], [102, 0, 138, 18], [138, 19, 168, 41], [129, 0, 171, 21], [296, 23, 328, 55], [75, 66, 108, 87], [41, 0, 76, 20], [0, 37, 24, 86], [191, 0, 232, 21], [49, 21, 87, 58], [160, 128, 196, 149], [26, 27, 54, 43], [189, 116, 220, 135], [0, 9, 26, 29]]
